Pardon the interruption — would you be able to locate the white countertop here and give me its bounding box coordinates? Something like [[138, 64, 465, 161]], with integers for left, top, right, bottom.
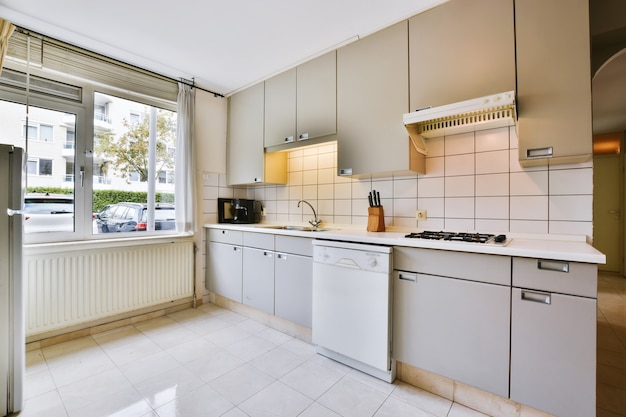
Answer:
[[204, 223, 606, 264]]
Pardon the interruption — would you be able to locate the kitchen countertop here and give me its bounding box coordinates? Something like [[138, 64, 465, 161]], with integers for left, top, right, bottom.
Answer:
[[204, 223, 606, 264]]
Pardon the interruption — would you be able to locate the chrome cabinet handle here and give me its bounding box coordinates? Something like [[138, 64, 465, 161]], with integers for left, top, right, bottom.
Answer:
[[277, 253, 287, 260], [521, 290, 551, 305], [263, 252, 273, 258], [284, 136, 294, 143], [526, 147, 553, 158], [339, 168, 352, 176], [537, 260, 569, 273], [397, 271, 417, 282], [298, 133, 309, 140]]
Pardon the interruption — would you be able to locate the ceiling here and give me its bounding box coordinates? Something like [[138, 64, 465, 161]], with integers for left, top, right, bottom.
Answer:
[[0, 0, 447, 96]]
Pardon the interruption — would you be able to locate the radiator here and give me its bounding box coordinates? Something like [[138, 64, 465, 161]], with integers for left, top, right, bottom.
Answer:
[[24, 240, 194, 337]]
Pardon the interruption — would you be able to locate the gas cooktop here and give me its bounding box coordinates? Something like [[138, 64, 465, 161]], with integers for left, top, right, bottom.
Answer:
[[404, 231, 508, 244]]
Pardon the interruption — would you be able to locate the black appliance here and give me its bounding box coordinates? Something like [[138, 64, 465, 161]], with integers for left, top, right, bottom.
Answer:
[[218, 198, 261, 224], [404, 231, 507, 244]]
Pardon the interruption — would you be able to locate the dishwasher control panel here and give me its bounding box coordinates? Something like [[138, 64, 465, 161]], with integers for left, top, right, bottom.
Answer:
[[312, 240, 392, 274]]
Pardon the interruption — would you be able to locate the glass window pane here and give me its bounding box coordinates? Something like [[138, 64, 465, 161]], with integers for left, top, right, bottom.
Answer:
[[92, 92, 176, 235], [27, 159, 37, 175], [0, 101, 77, 235], [39, 159, 53, 175], [40, 124, 54, 142]]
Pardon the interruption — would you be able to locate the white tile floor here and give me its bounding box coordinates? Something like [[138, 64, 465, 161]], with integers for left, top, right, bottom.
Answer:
[[21, 303, 488, 417]]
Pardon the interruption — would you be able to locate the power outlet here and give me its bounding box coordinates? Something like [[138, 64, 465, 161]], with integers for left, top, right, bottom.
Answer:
[[416, 209, 427, 221]]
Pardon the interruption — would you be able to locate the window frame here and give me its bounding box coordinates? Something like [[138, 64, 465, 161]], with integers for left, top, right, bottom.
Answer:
[[0, 72, 178, 244]]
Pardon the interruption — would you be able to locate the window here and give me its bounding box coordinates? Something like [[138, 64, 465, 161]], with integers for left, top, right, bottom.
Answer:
[[0, 29, 180, 243], [22, 123, 53, 142], [91, 93, 176, 235], [26, 157, 53, 176]]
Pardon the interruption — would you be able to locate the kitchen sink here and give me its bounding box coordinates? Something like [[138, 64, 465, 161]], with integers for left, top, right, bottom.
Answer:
[[259, 225, 332, 232]]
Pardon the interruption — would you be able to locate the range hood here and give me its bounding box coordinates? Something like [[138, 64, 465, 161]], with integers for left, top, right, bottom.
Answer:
[[404, 91, 516, 155]]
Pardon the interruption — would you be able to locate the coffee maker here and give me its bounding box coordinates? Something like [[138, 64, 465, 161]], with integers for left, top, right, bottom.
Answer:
[[218, 198, 261, 224]]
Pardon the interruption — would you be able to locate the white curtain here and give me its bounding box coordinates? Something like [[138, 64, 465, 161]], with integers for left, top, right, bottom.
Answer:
[[175, 82, 196, 233], [0, 18, 15, 72]]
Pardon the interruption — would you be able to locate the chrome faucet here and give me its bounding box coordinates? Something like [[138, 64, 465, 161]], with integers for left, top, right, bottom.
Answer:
[[298, 200, 322, 228]]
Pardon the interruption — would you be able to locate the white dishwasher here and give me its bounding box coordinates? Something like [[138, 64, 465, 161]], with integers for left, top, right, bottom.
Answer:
[[312, 240, 395, 382]]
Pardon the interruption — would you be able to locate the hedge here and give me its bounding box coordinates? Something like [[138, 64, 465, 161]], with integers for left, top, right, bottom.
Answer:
[[27, 187, 175, 212]]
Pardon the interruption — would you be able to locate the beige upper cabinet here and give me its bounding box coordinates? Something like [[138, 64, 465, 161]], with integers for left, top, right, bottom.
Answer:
[[227, 82, 287, 186], [408, 0, 515, 111], [337, 21, 424, 177], [264, 51, 337, 150], [515, 0, 592, 166]]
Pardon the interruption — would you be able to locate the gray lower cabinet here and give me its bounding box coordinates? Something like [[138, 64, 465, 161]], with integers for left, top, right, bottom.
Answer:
[[275, 252, 312, 327], [207, 241, 243, 303], [207, 229, 313, 328], [510, 257, 597, 417], [242, 247, 275, 314], [394, 271, 511, 397], [274, 235, 313, 327], [393, 247, 511, 398]]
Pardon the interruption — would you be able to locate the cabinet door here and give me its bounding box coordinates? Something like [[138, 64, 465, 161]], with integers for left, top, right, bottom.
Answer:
[[264, 68, 297, 147], [275, 252, 312, 327], [227, 82, 265, 185], [394, 272, 510, 397], [337, 21, 420, 177], [207, 242, 243, 302], [409, 0, 515, 110], [515, 0, 592, 166], [510, 288, 596, 417], [297, 51, 337, 142], [242, 247, 275, 314]]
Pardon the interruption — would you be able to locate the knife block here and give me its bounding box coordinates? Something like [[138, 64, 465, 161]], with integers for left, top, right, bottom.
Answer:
[[367, 206, 386, 232]]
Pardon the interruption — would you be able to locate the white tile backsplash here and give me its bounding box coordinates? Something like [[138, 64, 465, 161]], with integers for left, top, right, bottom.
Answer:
[[203, 136, 593, 238], [510, 196, 549, 220], [445, 132, 475, 155], [445, 154, 475, 177], [445, 176, 475, 198], [549, 195, 593, 221], [394, 178, 418, 199], [445, 197, 475, 219], [476, 196, 509, 220], [418, 177, 445, 198], [549, 168, 593, 195], [510, 171, 549, 196], [475, 150, 509, 175], [475, 127, 510, 152], [475, 174, 509, 197]]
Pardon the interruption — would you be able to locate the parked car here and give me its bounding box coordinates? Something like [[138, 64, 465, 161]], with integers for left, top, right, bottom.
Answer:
[[23, 194, 74, 234], [94, 202, 176, 233]]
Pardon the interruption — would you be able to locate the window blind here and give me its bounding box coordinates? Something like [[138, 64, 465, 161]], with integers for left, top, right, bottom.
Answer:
[[4, 29, 178, 102]]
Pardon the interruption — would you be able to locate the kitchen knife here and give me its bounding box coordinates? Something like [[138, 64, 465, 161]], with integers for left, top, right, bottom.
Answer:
[[376, 191, 381, 207], [371, 190, 377, 207], [368, 193, 373, 207]]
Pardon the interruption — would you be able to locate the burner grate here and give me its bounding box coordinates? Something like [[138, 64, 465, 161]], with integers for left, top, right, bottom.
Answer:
[[404, 231, 507, 244]]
